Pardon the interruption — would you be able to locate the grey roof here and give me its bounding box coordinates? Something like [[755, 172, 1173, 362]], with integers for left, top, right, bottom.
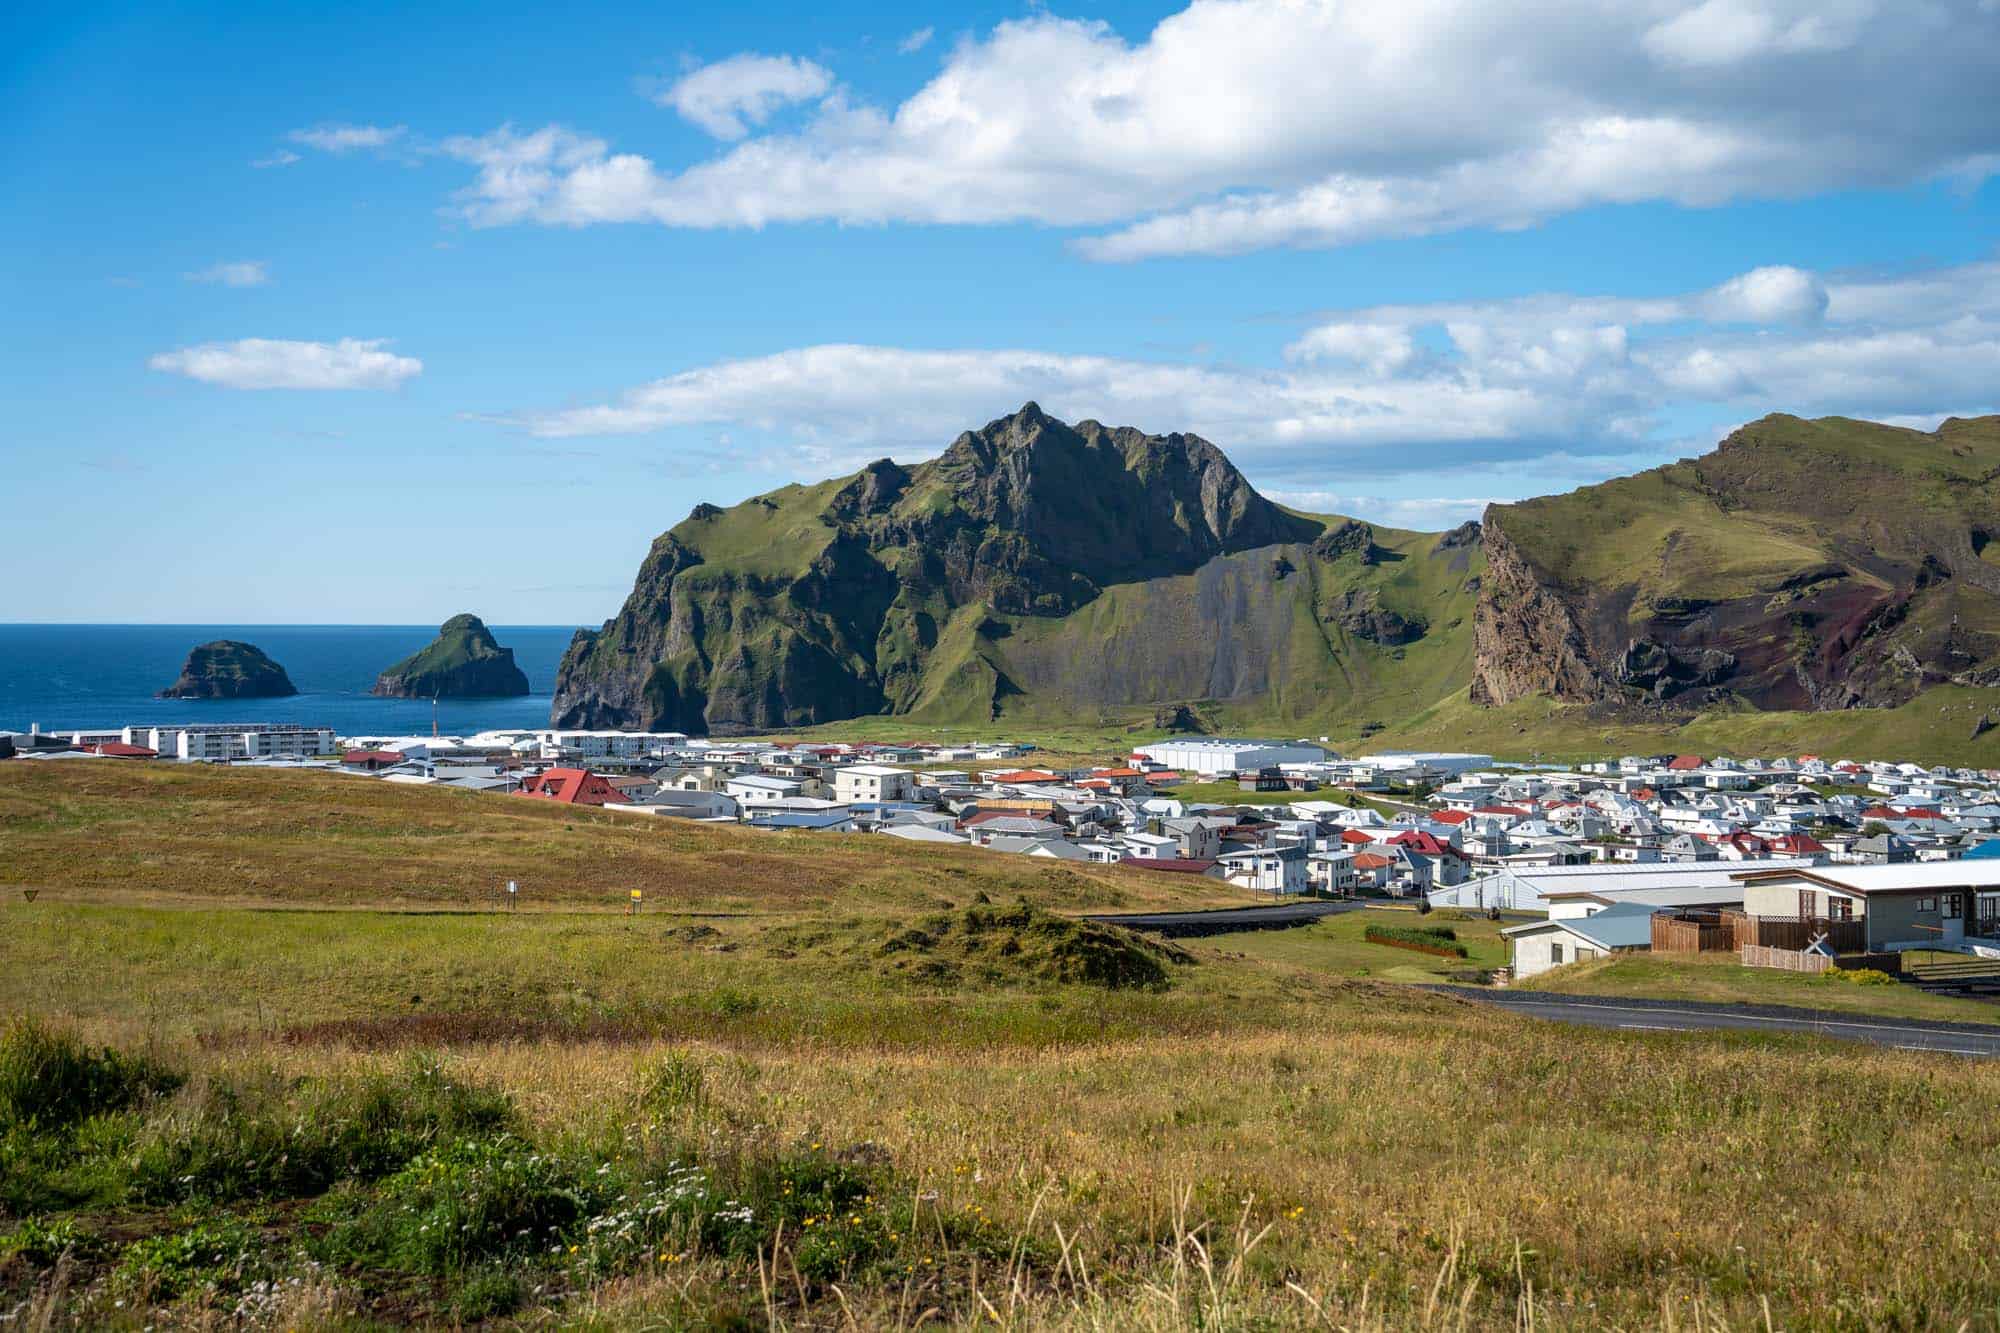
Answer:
[[1504, 901, 1656, 949]]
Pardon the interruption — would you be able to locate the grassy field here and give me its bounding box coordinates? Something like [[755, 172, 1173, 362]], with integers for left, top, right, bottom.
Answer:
[[7, 763, 2000, 1328], [0, 761, 1241, 914], [1519, 952, 2000, 1026], [1195, 908, 1510, 982]]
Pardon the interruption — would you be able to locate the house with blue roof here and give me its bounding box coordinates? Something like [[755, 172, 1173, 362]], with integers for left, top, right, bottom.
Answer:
[[1501, 902, 1657, 979]]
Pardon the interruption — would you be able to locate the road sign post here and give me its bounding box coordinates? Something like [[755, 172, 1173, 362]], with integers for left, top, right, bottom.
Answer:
[[629, 888, 642, 916]]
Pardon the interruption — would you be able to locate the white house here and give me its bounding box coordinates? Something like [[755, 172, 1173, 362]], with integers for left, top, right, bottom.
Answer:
[[1217, 844, 1309, 895], [725, 774, 806, 811], [833, 763, 917, 804], [1502, 903, 1657, 979]]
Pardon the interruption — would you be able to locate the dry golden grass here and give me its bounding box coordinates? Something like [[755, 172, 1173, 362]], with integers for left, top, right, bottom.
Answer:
[[9, 762, 2000, 1328], [0, 761, 1241, 914]]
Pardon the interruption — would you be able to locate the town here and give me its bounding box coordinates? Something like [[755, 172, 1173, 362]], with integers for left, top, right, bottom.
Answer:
[[11, 720, 2000, 988]]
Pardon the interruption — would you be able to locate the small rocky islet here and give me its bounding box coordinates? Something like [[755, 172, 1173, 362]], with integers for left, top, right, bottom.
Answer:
[[156, 640, 299, 700], [371, 614, 530, 699]]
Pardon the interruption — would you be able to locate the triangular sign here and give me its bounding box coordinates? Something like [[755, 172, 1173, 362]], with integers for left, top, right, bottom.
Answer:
[[22, 890, 39, 902]]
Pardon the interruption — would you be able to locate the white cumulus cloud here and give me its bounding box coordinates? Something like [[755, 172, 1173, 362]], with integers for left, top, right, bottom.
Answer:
[[420, 0, 1998, 257], [148, 338, 422, 390], [480, 256, 2000, 490], [656, 54, 833, 141], [898, 26, 935, 54]]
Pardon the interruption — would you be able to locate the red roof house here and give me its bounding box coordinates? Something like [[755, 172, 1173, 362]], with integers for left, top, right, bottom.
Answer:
[[988, 769, 1062, 785], [516, 767, 630, 807], [342, 748, 405, 771], [84, 742, 157, 759], [1667, 755, 1704, 771]]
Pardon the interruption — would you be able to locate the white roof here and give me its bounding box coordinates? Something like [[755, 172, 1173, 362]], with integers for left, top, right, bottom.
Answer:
[[841, 763, 913, 777], [1734, 862, 2000, 893], [1510, 858, 1809, 899]]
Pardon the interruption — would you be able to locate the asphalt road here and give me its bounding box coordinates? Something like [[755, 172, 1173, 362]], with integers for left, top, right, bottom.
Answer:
[[1086, 899, 1370, 938], [1432, 987, 2000, 1058]]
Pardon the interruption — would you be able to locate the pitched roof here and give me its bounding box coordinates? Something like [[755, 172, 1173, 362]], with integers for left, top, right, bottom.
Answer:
[[1667, 755, 1704, 770], [517, 767, 630, 805]]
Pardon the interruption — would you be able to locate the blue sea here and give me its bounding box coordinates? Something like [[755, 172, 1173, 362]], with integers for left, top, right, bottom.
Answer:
[[0, 625, 582, 735]]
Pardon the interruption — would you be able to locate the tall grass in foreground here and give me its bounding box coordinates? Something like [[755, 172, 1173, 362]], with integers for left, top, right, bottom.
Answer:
[[6, 1014, 2000, 1328]]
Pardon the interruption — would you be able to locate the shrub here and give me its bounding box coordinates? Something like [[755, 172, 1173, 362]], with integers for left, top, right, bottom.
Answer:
[[312, 1135, 612, 1275], [1824, 967, 1898, 987], [1363, 925, 1469, 959], [1, 1216, 103, 1267], [113, 1217, 261, 1301], [0, 1020, 181, 1130], [131, 1054, 512, 1204]]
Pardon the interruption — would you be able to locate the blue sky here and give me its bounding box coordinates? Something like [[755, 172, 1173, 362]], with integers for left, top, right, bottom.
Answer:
[[4, 0, 1998, 624]]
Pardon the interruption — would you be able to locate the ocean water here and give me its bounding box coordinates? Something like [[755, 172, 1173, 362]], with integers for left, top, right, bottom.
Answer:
[[0, 625, 581, 735]]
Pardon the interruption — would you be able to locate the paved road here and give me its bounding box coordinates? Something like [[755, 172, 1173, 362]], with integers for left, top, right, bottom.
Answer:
[[1431, 987, 2000, 1058], [1087, 899, 1370, 938]]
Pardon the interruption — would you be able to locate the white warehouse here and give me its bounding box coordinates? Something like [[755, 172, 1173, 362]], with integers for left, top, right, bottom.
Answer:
[[1132, 737, 1329, 776]]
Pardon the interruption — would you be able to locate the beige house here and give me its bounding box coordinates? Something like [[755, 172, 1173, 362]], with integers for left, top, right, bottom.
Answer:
[[1732, 864, 2000, 952]]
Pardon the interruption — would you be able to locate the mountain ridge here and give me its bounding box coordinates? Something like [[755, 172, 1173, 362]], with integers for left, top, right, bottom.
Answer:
[[555, 406, 2000, 740]]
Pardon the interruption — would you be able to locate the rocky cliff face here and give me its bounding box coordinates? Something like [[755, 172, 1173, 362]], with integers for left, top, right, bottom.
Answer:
[[157, 640, 298, 700], [1471, 413, 2000, 712], [551, 403, 1420, 734], [372, 614, 530, 699]]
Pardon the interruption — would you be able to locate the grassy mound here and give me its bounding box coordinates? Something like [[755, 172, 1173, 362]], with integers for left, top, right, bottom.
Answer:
[[871, 898, 1193, 990]]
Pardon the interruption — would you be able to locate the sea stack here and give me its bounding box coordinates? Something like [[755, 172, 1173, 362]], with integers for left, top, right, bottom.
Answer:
[[157, 640, 299, 699], [372, 613, 531, 699]]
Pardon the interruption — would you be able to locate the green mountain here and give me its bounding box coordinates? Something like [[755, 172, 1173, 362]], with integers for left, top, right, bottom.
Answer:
[[555, 406, 2000, 743], [373, 614, 530, 699], [553, 403, 1483, 734], [157, 640, 297, 700], [1474, 413, 2000, 712]]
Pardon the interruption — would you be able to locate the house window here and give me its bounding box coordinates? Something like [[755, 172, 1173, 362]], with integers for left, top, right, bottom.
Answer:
[[1917, 897, 1937, 913], [1549, 942, 1565, 965], [1946, 894, 1964, 919]]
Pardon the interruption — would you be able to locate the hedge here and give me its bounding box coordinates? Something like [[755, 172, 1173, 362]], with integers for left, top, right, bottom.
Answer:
[[1363, 924, 1469, 959]]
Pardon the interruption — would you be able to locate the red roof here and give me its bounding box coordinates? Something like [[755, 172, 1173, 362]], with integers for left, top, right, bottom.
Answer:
[[1352, 852, 1394, 870], [1430, 809, 1473, 825], [1146, 771, 1183, 784], [1388, 830, 1466, 859], [1767, 833, 1828, 854], [515, 767, 631, 806], [1667, 755, 1704, 770], [1091, 767, 1148, 779], [1473, 804, 1529, 817], [343, 748, 405, 767], [988, 770, 1061, 784], [1340, 828, 1378, 845], [85, 742, 156, 758]]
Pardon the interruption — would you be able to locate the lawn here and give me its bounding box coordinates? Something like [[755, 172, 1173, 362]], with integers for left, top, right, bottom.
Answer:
[[1518, 952, 2000, 1026], [1194, 908, 1510, 982], [7, 764, 2000, 1327]]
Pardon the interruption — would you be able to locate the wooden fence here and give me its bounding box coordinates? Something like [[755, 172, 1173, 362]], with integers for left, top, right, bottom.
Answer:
[[1741, 944, 1834, 973], [1652, 912, 1733, 953], [1723, 911, 1866, 954]]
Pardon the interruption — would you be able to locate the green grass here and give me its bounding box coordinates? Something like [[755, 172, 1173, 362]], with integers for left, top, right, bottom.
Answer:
[[11, 764, 2000, 1326], [1195, 908, 1510, 982], [1518, 953, 2000, 1026]]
